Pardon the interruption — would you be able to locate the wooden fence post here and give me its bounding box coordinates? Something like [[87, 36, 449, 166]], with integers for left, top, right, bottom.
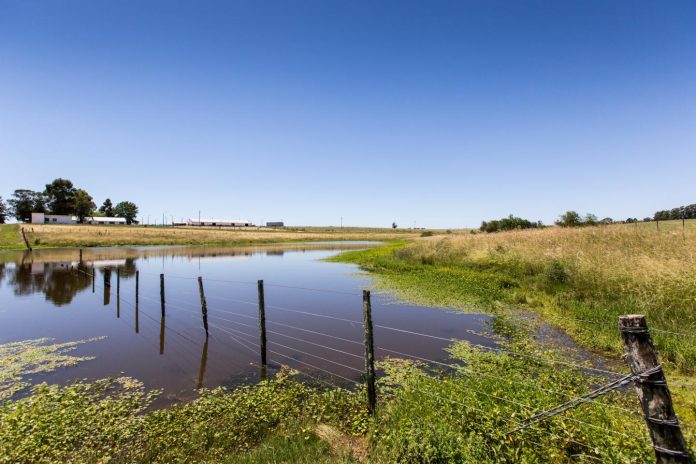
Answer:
[[79, 248, 83, 263], [160, 273, 165, 317], [258, 280, 267, 367], [197, 276, 209, 337], [619, 315, 691, 463], [363, 290, 377, 414]]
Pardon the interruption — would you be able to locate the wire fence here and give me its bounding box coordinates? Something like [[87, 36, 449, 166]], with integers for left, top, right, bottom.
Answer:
[[72, 265, 694, 461]]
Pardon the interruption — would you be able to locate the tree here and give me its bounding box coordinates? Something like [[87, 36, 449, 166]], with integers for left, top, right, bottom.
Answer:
[[99, 198, 114, 217], [392, 222, 397, 229], [7, 189, 46, 222], [114, 201, 139, 225], [480, 215, 542, 233], [584, 214, 598, 226], [0, 197, 7, 224], [44, 178, 76, 215], [73, 189, 96, 223], [555, 211, 583, 228]]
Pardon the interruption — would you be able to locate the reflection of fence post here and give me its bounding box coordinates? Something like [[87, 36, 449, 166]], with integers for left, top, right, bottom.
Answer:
[[104, 268, 111, 287], [159, 314, 165, 355], [116, 269, 120, 318], [258, 280, 267, 367], [160, 273, 165, 317], [135, 270, 140, 334], [92, 267, 95, 293], [197, 276, 209, 337], [619, 315, 690, 463], [363, 290, 376, 415]]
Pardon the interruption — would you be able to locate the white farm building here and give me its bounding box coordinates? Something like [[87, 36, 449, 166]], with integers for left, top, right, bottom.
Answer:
[[186, 218, 253, 227], [31, 212, 127, 225]]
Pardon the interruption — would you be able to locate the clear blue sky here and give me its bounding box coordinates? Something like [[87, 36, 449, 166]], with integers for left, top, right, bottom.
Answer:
[[1, 1, 695, 228]]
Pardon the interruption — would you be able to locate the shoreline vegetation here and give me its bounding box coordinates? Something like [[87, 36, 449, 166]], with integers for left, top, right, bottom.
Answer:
[[1, 220, 695, 461]]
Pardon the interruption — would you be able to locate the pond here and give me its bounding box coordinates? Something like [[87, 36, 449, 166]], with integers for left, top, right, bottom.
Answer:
[[0, 242, 495, 405]]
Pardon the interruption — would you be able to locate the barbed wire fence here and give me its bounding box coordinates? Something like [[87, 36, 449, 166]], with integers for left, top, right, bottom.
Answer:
[[72, 264, 694, 463]]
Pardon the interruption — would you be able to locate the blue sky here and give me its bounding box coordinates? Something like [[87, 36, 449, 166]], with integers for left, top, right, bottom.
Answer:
[[1, 1, 695, 228]]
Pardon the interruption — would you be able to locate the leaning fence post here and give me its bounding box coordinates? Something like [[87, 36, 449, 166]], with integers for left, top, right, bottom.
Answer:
[[197, 276, 209, 337], [258, 280, 267, 367], [619, 315, 691, 463], [363, 290, 377, 414], [160, 273, 166, 317]]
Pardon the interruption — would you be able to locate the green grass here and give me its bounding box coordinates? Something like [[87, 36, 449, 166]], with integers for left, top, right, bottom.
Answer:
[[0, 225, 23, 249]]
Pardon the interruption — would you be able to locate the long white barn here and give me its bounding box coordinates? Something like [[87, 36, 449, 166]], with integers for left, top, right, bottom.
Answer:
[[31, 212, 127, 225], [186, 218, 252, 227]]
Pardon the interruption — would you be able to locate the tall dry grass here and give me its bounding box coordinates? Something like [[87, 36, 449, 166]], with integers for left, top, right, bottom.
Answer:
[[387, 221, 696, 373], [16, 224, 416, 248]]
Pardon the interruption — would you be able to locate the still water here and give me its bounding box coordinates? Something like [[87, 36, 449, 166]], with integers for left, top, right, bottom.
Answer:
[[0, 243, 494, 404]]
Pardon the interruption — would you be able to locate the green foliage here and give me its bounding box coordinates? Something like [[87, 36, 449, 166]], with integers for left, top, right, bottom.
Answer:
[[555, 210, 583, 227], [420, 231, 434, 237], [480, 215, 542, 233], [0, 197, 7, 224], [0, 367, 368, 463], [114, 201, 139, 224], [44, 178, 76, 215], [73, 189, 96, 223], [543, 260, 569, 285], [7, 189, 45, 222], [655, 204, 696, 221], [99, 198, 114, 217]]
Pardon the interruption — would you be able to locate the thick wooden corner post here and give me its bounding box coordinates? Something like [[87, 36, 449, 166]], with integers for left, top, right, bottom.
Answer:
[[619, 315, 691, 464], [258, 280, 267, 367], [363, 290, 377, 414]]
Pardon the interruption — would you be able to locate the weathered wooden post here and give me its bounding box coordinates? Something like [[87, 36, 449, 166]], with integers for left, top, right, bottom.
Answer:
[[197, 276, 209, 336], [160, 273, 166, 317], [135, 270, 140, 334], [79, 248, 83, 263], [363, 290, 376, 414], [258, 280, 267, 367], [619, 315, 691, 463]]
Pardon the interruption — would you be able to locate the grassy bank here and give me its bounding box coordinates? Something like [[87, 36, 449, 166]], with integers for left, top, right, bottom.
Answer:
[[331, 222, 696, 376], [0, 224, 419, 249], [4, 327, 685, 463]]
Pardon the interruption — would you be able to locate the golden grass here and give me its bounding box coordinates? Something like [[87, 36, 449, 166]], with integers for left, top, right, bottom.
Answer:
[[12, 224, 418, 248]]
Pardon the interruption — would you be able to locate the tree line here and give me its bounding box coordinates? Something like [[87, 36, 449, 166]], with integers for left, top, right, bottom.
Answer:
[[653, 204, 696, 221], [0, 178, 138, 224]]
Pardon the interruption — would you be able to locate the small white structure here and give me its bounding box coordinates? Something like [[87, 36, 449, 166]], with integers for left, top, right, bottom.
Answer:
[[84, 217, 127, 225], [31, 213, 77, 224], [186, 218, 252, 227], [31, 212, 127, 225]]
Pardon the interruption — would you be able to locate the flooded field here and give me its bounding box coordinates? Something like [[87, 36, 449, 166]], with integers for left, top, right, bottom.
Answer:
[[0, 243, 495, 405]]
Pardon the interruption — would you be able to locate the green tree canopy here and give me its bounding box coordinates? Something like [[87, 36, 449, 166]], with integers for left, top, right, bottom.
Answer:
[[113, 201, 139, 225], [555, 211, 583, 227], [7, 189, 45, 223], [480, 215, 542, 233], [0, 197, 7, 224], [44, 178, 76, 215], [73, 189, 96, 223], [99, 198, 114, 217]]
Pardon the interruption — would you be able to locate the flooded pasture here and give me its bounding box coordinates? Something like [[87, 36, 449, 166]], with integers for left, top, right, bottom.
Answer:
[[0, 243, 495, 405]]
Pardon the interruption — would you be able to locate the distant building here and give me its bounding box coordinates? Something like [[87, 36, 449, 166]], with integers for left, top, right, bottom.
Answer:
[[84, 217, 127, 225], [266, 221, 284, 227], [31, 212, 127, 225], [186, 218, 253, 227]]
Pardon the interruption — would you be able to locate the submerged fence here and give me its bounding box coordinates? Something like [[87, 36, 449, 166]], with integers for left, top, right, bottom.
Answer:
[[72, 261, 693, 463]]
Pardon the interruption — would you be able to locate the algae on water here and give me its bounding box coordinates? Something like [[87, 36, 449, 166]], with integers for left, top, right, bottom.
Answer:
[[0, 336, 106, 401]]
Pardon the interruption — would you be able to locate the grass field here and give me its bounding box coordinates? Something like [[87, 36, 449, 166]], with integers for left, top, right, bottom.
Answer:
[[332, 220, 696, 377], [0, 224, 419, 249]]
